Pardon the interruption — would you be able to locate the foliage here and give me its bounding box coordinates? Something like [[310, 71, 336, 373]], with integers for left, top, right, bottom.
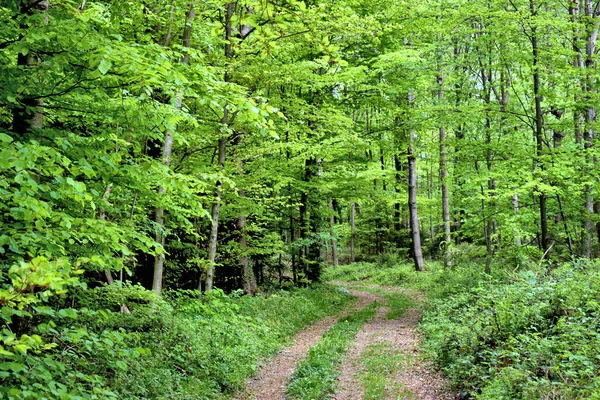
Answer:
[[323, 261, 428, 288], [3, 0, 600, 396], [1, 283, 352, 399], [420, 261, 600, 399]]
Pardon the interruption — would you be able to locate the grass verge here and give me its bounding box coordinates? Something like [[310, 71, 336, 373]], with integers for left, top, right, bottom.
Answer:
[[42, 283, 356, 400], [286, 302, 379, 399]]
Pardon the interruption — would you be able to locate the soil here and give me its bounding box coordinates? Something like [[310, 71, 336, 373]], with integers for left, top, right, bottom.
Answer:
[[236, 286, 456, 400], [236, 290, 380, 400]]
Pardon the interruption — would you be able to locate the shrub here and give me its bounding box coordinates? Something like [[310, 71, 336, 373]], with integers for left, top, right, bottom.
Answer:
[[420, 261, 600, 399]]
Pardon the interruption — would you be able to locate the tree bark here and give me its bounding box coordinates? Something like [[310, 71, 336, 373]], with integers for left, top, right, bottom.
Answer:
[[530, 0, 550, 256], [350, 202, 356, 263], [481, 65, 496, 273], [393, 151, 403, 236], [328, 199, 338, 267], [513, 193, 522, 246], [152, 131, 174, 295], [237, 203, 256, 295], [438, 69, 452, 268], [12, 0, 49, 134], [152, 4, 194, 295], [407, 91, 425, 271], [205, 2, 233, 291], [98, 185, 115, 285], [583, 0, 599, 257]]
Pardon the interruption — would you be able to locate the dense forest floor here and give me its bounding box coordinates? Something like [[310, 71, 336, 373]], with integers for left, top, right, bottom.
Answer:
[[237, 284, 455, 400]]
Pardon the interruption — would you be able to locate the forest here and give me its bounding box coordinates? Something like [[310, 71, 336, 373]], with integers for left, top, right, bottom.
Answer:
[[2, 0, 600, 398]]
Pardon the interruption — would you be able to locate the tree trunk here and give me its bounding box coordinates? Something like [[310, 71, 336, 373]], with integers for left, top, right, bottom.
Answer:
[[290, 206, 297, 283], [152, 132, 174, 295], [583, 0, 599, 258], [98, 185, 115, 285], [205, 2, 233, 291], [205, 134, 227, 292], [394, 152, 403, 236], [513, 193, 522, 246], [329, 199, 338, 267], [438, 69, 452, 268], [350, 202, 356, 263], [407, 91, 425, 271], [482, 67, 496, 273], [530, 0, 550, 256], [12, 0, 49, 134], [237, 204, 256, 295], [152, 4, 194, 295]]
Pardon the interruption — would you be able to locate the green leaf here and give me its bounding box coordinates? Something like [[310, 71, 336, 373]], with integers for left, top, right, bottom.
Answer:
[[98, 58, 112, 75], [114, 360, 127, 370], [0, 133, 13, 144]]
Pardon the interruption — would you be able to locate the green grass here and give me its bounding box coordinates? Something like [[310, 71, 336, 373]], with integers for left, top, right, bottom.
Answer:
[[383, 291, 414, 320], [360, 342, 415, 400], [286, 302, 379, 399], [48, 284, 356, 400], [333, 284, 416, 320]]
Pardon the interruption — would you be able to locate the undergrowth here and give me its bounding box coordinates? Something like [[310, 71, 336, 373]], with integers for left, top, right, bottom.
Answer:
[[3, 283, 352, 399], [327, 258, 600, 399], [286, 302, 378, 399], [420, 261, 600, 399]]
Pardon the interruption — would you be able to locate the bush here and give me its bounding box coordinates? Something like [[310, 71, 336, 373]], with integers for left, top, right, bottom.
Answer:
[[420, 261, 600, 399]]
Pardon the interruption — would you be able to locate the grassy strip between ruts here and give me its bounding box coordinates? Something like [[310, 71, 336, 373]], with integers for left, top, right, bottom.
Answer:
[[360, 342, 415, 400], [285, 301, 379, 400]]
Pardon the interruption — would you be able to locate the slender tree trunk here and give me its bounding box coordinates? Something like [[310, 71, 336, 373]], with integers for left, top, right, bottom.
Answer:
[[513, 193, 522, 246], [152, 4, 194, 295], [530, 0, 550, 256], [350, 202, 356, 263], [407, 91, 425, 271], [152, 133, 174, 295], [98, 185, 115, 285], [12, 0, 49, 134], [329, 199, 338, 267], [438, 69, 452, 268], [394, 152, 403, 236], [290, 206, 297, 283], [205, 134, 227, 292], [205, 3, 233, 291], [237, 202, 256, 295], [484, 89, 496, 272], [380, 147, 387, 191], [427, 162, 435, 244], [583, 0, 599, 257]]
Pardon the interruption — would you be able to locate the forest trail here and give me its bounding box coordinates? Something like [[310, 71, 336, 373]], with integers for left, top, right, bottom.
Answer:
[[332, 285, 455, 400], [237, 286, 455, 400], [236, 290, 381, 400]]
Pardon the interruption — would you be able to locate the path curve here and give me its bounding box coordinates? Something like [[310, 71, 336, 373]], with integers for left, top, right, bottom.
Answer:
[[235, 290, 380, 400]]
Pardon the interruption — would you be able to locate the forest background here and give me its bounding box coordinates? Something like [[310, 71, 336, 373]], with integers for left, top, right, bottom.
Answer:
[[3, 0, 600, 398]]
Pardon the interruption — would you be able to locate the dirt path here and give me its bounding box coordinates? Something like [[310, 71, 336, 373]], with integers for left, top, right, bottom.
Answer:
[[235, 290, 381, 400], [333, 286, 456, 400]]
